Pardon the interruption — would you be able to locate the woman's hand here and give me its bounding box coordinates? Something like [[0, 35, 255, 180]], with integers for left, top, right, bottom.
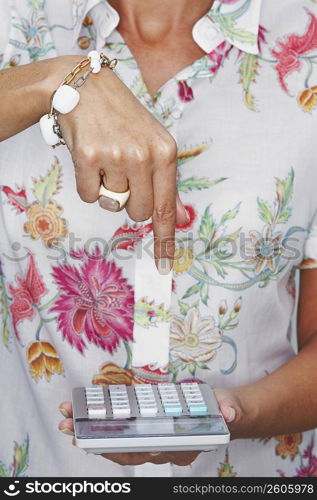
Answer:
[[1, 55, 190, 272], [57, 61, 189, 272], [58, 387, 244, 466]]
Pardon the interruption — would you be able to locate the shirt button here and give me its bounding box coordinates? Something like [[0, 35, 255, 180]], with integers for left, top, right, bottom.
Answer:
[[206, 25, 219, 40]]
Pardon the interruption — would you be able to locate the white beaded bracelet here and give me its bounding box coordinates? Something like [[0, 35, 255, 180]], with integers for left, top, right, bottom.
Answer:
[[39, 52, 117, 147]]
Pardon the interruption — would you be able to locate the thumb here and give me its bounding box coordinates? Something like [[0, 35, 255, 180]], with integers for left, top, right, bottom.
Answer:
[[213, 388, 239, 424], [176, 191, 190, 226]]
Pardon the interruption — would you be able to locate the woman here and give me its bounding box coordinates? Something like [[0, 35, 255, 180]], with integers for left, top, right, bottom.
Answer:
[[0, 0, 317, 477]]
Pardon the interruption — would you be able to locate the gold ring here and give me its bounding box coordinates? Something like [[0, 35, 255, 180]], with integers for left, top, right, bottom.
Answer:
[[98, 184, 130, 212]]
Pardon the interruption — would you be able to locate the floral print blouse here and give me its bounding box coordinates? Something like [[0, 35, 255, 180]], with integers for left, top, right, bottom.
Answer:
[[1, 0, 317, 478]]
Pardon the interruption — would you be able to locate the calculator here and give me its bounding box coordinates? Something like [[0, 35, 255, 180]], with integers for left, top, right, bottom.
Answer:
[[72, 383, 230, 454]]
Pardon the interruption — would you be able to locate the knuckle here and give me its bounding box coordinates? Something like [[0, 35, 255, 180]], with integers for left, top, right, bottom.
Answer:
[[108, 145, 125, 165], [154, 136, 177, 164], [154, 202, 175, 223], [127, 146, 151, 167], [74, 146, 102, 168]]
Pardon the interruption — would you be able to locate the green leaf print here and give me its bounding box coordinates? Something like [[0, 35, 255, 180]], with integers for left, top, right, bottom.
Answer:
[[178, 177, 226, 193], [134, 298, 170, 328], [238, 53, 260, 111], [257, 198, 274, 224], [0, 272, 10, 349], [200, 283, 209, 306], [199, 204, 216, 242], [276, 169, 294, 223], [14, 436, 29, 477], [220, 203, 241, 225], [0, 435, 30, 477], [178, 301, 190, 316], [182, 282, 203, 300], [32, 158, 62, 206], [0, 462, 9, 477]]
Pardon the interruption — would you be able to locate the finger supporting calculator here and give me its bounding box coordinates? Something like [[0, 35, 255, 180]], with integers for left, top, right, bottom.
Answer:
[[72, 383, 230, 454]]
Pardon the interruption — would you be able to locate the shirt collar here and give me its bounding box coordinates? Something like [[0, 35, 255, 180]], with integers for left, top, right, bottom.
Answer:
[[72, 0, 262, 55], [72, 0, 119, 47]]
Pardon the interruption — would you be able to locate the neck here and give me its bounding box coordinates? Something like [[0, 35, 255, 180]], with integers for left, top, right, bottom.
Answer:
[[108, 0, 214, 44]]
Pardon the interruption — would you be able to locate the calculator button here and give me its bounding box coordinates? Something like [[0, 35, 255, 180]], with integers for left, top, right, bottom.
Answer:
[[86, 392, 104, 398], [137, 395, 155, 403], [110, 395, 129, 402], [163, 404, 182, 415], [140, 406, 158, 416], [87, 398, 105, 405], [188, 404, 208, 415], [88, 406, 107, 419], [112, 407, 131, 416], [110, 400, 130, 408], [184, 396, 204, 403], [109, 385, 128, 392], [161, 394, 179, 401]]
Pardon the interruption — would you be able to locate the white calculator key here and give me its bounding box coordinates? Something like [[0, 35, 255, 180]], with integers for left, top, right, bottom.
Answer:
[[87, 402, 105, 409], [112, 407, 131, 416], [87, 398, 105, 405], [161, 395, 178, 401], [139, 406, 158, 416], [184, 394, 203, 400], [137, 395, 155, 402], [109, 385, 127, 392], [182, 387, 200, 394], [158, 388, 178, 395], [158, 383, 175, 389], [111, 401, 130, 407], [88, 407, 107, 419], [110, 395, 129, 401], [135, 387, 154, 394]]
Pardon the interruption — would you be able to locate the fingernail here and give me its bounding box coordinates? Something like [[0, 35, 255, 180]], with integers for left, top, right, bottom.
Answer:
[[149, 452, 161, 457], [60, 428, 74, 436], [184, 208, 190, 223], [158, 258, 172, 275], [59, 407, 69, 418], [226, 407, 236, 423]]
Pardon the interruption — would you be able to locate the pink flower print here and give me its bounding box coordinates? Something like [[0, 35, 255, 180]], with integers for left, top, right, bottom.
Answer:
[[2, 185, 28, 213], [257, 25, 269, 54], [111, 222, 153, 251], [178, 81, 194, 102], [9, 252, 48, 341], [296, 441, 317, 477], [296, 457, 317, 477], [51, 247, 134, 354], [208, 42, 233, 73], [271, 10, 317, 93], [175, 204, 196, 231]]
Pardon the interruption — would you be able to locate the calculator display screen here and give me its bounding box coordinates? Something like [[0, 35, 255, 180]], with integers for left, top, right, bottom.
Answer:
[[75, 416, 228, 439]]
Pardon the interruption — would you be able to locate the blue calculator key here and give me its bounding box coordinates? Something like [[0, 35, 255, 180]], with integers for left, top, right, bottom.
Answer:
[[164, 404, 182, 415], [189, 404, 208, 415]]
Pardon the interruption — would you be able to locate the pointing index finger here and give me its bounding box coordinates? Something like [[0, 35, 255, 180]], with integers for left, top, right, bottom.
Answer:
[[152, 162, 177, 274]]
